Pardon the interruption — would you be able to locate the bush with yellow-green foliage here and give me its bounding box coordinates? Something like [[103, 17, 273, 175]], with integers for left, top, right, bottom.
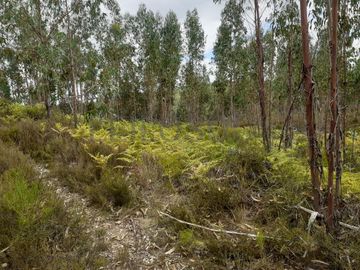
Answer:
[[47, 132, 133, 209], [0, 98, 46, 120], [0, 141, 106, 269]]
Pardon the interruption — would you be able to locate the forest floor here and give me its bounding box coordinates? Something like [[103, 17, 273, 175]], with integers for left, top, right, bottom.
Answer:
[[1, 101, 360, 269]]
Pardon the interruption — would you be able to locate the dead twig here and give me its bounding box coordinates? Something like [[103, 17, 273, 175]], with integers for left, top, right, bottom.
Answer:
[[338, 222, 360, 231], [0, 246, 10, 254], [158, 210, 262, 239], [311, 259, 330, 266]]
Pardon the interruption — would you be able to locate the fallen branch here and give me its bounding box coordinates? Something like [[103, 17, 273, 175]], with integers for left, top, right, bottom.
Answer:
[[311, 259, 329, 266], [294, 204, 360, 231], [339, 222, 360, 231], [295, 205, 324, 218], [158, 210, 260, 239], [0, 246, 9, 254]]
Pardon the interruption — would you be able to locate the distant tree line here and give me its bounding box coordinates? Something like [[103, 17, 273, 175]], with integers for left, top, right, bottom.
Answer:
[[1, 0, 359, 132]]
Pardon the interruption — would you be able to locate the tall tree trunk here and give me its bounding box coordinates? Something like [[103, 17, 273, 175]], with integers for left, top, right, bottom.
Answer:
[[79, 81, 84, 115], [324, 0, 331, 153], [166, 88, 172, 124], [218, 92, 225, 126], [66, 0, 77, 127], [254, 0, 270, 152], [146, 76, 156, 122], [326, 0, 339, 231], [300, 0, 322, 211], [168, 94, 173, 124], [340, 0, 348, 174], [44, 88, 51, 118], [278, 78, 304, 150], [324, 95, 328, 153], [161, 96, 167, 124], [230, 78, 235, 127], [159, 81, 166, 124], [268, 31, 275, 148], [335, 115, 342, 200], [132, 86, 137, 120], [335, 45, 343, 203], [285, 43, 294, 148], [35, 0, 51, 118]]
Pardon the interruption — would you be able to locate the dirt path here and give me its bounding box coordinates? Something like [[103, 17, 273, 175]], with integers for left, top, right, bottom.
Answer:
[[37, 166, 187, 270]]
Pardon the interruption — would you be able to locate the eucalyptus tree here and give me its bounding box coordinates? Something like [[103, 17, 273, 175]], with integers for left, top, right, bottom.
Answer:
[[337, 0, 360, 164], [0, 0, 120, 121], [214, 0, 247, 126], [101, 15, 136, 119], [0, 45, 23, 101], [158, 11, 182, 124], [253, 0, 271, 151], [214, 0, 270, 151], [62, 0, 120, 124], [214, 23, 231, 124], [262, 29, 277, 147], [326, 0, 339, 231], [113, 13, 142, 120], [78, 46, 102, 116], [182, 9, 206, 124], [0, 5, 15, 100], [312, 0, 335, 148], [64, 0, 79, 126], [300, 0, 323, 211], [133, 5, 162, 121], [271, 0, 301, 148], [1, 0, 70, 116]]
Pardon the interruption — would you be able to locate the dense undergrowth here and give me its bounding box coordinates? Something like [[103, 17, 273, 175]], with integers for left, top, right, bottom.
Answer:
[[1, 99, 360, 269], [0, 141, 107, 269]]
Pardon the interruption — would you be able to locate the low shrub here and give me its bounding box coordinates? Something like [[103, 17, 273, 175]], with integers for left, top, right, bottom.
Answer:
[[291, 135, 308, 160], [0, 143, 105, 269], [82, 138, 125, 168], [20, 103, 46, 119], [134, 152, 163, 186], [52, 160, 98, 187], [0, 119, 47, 160], [0, 100, 46, 120], [45, 132, 81, 164], [0, 98, 10, 116], [88, 170, 132, 208], [217, 127, 245, 144], [223, 143, 268, 182], [0, 142, 35, 179], [204, 236, 263, 267], [191, 179, 242, 216]]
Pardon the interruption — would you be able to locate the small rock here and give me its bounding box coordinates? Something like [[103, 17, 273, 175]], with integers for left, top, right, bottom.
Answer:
[[1, 263, 8, 268]]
